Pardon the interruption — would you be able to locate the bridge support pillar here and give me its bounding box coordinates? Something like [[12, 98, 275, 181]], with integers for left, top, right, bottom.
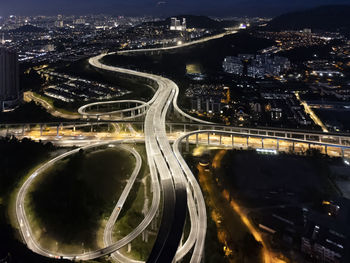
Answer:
[[219, 135, 222, 145], [40, 124, 43, 136], [184, 124, 187, 133], [262, 138, 264, 149], [127, 243, 132, 253], [186, 137, 189, 152], [207, 133, 210, 145], [91, 124, 93, 133], [247, 137, 249, 148], [56, 125, 59, 137], [277, 139, 279, 151], [169, 124, 173, 134], [292, 142, 295, 152], [6, 125, 9, 136], [145, 231, 149, 243], [196, 134, 199, 146], [22, 125, 25, 136], [341, 148, 345, 158], [73, 125, 76, 133], [325, 145, 328, 155], [232, 135, 234, 147]]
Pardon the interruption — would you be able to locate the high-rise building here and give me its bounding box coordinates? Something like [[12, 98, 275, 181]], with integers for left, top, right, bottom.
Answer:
[[0, 48, 21, 111], [170, 17, 187, 31], [182, 18, 187, 30], [170, 17, 177, 30], [74, 18, 86, 25], [54, 20, 64, 28], [223, 54, 291, 79], [222, 57, 244, 75]]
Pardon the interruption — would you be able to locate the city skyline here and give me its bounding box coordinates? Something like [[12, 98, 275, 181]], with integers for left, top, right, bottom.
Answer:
[[1, 1, 350, 263], [1, 0, 350, 17]]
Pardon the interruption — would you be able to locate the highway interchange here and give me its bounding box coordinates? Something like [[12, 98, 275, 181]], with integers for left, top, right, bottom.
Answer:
[[88, 52, 211, 263], [9, 28, 350, 263], [15, 46, 212, 262]]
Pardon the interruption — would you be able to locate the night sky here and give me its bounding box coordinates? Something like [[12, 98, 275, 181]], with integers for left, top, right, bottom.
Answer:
[[1, 0, 349, 17]]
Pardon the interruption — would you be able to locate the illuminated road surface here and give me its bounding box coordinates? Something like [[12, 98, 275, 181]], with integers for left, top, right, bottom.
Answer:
[[295, 92, 328, 133], [117, 30, 238, 55], [88, 52, 210, 263], [24, 91, 81, 120], [14, 29, 350, 262]]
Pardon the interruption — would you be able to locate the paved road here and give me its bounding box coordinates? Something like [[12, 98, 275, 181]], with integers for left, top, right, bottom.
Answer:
[[103, 145, 143, 263], [16, 58, 211, 262], [88, 53, 209, 262], [117, 30, 237, 55], [24, 91, 81, 120], [78, 100, 148, 120], [172, 136, 207, 263], [16, 140, 162, 261], [16, 30, 236, 262], [16, 141, 117, 260]]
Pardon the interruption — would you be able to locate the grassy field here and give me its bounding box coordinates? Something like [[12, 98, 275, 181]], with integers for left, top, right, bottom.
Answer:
[[111, 145, 157, 261], [217, 149, 341, 208], [26, 147, 135, 254]]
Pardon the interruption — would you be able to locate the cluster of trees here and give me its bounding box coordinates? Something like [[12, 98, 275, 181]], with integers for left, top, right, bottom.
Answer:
[[28, 150, 105, 247], [0, 101, 61, 123], [0, 137, 55, 197], [268, 5, 350, 35], [28, 148, 134, 251], [0, 137, 63, 263]]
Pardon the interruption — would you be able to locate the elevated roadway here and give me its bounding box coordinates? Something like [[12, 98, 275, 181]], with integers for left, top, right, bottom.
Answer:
[[15, 27, 350, 263]]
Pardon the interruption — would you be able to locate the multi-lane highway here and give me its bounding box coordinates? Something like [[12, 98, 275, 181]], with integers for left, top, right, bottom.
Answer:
[[88, 51, 212, 263], [117, 30, 237, 55], [14, 26, 350, 263], [16, 142, 141, 260], [16, 51, 210, 263], [103, 145, 143, 263]]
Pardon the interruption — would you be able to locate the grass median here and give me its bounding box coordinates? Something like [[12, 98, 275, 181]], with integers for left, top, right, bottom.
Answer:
[[25, 147, 135, 254]]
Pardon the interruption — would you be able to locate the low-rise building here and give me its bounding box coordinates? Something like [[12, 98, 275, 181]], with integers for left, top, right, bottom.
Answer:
[[301, 198, 350, 263]]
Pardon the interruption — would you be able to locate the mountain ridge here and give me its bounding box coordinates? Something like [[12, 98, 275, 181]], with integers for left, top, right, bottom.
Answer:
[[267, 5, 350, 33]]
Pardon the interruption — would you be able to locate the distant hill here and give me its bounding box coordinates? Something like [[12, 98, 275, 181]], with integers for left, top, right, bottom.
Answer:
[[145, 15, 238, 29], [267, 5, 350, 33], [11, 24, 46, 33]]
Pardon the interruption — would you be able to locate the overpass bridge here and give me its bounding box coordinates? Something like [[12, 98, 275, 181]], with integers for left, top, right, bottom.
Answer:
[[2, 121, 350, 154], [7, 43, 350, 263]]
